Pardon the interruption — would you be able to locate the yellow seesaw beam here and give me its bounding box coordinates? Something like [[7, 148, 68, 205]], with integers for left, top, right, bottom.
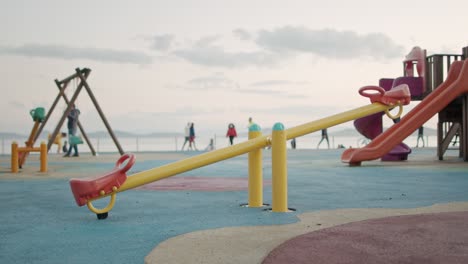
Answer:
[[111, 102, 395, 193]]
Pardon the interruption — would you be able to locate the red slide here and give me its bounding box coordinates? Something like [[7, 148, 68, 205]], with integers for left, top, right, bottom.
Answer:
[[342, 60, 468, 166]]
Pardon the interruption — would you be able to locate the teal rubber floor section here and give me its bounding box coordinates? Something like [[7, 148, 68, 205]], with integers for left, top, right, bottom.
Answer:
[[1, 148, 468, 263]]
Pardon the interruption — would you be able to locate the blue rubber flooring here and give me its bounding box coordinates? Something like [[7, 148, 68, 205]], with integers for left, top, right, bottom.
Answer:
[[1, 148, 468, 263]]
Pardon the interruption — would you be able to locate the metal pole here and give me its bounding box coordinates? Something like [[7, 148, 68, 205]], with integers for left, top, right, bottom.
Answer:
[[248, 124, 263, 207], [11, 142, 18, 173], [40, 142, 47, 172], [271, 123, 288, 212]]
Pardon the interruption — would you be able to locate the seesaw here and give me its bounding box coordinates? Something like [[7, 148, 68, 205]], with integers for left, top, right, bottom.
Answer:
[[70, 84, 411, 219]]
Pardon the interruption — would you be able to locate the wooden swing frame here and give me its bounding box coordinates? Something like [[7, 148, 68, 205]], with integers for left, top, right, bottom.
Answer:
[[35, 68, 124, 156]]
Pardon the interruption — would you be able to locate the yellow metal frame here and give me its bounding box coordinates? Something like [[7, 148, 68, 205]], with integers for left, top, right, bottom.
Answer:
[[11, 141, 48, 173]]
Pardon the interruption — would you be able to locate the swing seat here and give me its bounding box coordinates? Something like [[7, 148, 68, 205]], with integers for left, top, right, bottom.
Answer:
[[70, 154, 135, 206]]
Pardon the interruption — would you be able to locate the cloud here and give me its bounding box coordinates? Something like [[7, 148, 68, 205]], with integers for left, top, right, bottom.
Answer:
[[8, 101, 26, 109], [251, 80, 309, 87], [168, 33, 282, 67], [233, 29, 252, 40], [194, 35, 222, 47], [0, 44, 152, 65], [239, 88, 306, 99], [0, 26, 404, 69], [255, 26, 404, 60], [172, 46, 280, 68], [166, 26, 403, 68], [150, 34, 175, 51], [244, 80, 310, 98], [187, 72, 239, 90]]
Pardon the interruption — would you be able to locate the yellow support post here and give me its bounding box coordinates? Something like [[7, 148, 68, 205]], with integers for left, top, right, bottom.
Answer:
[[40, 141, 47, 172], [248, 124, 263, 207], [271, 123, 288, 212], [11, 141, 19, 173]]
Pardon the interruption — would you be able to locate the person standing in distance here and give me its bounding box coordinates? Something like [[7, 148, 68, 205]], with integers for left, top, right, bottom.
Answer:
[[64, 104, 80, 157], [317, 128, 330, 149], [189, 122, 198, 151], [416, 126, 425, 147], [226, 123, 237, 145], [181, 122, 191, 150], [247, 117, 254, 128]]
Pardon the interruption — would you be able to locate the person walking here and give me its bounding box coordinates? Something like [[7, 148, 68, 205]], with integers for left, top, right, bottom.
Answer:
[[453, 130, 460, 146], [189, 122, 198, 151], [226, 123, 237, 145], [64, 105, 80, 157], [291, 138, 296, 149], [317, 128, 330, 149], [181, 122, 191, 151], [247, 117, 254, 128], [416, 126, 425, 147]]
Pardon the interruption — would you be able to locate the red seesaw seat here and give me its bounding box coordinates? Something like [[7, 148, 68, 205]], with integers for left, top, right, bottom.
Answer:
[[358, 84, 411, 105], [70, 153, 135, 206]]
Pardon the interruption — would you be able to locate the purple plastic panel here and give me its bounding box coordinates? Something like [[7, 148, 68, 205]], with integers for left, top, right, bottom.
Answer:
[[354, 112, 383, 139], [379, 78, 395, 91], [392, 77, 424, 97], [381, 142, 412, 161]]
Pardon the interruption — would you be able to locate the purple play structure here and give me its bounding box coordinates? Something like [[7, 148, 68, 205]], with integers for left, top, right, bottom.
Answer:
[[353, 47, 427, 161]]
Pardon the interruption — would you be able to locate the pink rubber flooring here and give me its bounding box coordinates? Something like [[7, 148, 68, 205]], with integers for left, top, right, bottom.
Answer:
[[263, 211, 468, 264], [136, 176, 271, 191]]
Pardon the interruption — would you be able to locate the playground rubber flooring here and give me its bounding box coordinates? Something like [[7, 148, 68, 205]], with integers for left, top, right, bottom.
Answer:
[[1, 147, 468, 263]]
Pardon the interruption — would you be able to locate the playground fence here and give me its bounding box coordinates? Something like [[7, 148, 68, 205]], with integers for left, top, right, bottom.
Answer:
[[1, 135, 437, 155]]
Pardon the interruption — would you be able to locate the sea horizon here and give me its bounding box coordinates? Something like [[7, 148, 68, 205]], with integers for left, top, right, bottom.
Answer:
[[1, 133, 446, 155]]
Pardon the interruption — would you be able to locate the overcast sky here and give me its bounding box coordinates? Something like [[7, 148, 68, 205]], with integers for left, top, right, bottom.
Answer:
[[1, 0, 467, 138]]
